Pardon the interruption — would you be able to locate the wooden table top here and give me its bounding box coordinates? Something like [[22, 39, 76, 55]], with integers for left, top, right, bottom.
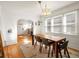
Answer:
[[35, 33, 65, 42]]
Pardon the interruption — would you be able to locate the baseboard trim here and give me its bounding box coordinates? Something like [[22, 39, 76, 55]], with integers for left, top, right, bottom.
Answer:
[[68, 47, 79, 52]]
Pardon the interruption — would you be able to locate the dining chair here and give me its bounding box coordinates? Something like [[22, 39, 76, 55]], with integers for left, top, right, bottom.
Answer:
[[59, 38, 66, 44], [40, 37, 54, 57], [34, 36, 42, 53], [58, 40, 70, 58], [58, 38, 66, 55]]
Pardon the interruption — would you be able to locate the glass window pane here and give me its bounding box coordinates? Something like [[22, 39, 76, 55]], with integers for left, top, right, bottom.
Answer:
[[54, 17, 63, 24], [47, 26, 51, 32], [66, 25, 75, 34], [53, 26, 62, 33]]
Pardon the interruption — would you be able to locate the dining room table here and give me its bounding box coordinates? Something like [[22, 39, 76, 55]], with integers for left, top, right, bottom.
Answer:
[[35, 33, 65, 58]]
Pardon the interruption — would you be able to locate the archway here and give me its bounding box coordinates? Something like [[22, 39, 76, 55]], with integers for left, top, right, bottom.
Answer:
[[17, 19, 33, 45]]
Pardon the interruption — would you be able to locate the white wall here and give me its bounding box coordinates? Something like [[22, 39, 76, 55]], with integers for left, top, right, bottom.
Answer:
[[0, 2, 41, 46], [51, 2, 79, 50], [0, 6, 1, 31], [40, 2, 79, 50]]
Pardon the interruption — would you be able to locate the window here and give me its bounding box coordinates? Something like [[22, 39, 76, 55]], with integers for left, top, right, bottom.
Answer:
[[51, 15, 63, 33], [44, 11, 77, 35], [64, 11, 77, 34], [44, 18, 51, 32]]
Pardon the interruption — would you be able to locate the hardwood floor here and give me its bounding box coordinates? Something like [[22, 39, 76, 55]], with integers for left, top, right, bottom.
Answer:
[[4, 44, 24, 58], [3, 34, 32, 58], [18, 35, 32, 45]]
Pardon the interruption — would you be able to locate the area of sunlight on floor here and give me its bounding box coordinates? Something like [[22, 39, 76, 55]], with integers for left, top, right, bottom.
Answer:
[[23, 38, 30, 44]]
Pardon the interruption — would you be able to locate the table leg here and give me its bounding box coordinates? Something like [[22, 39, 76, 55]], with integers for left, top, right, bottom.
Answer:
[[32, 35, 34, 45], [51, 43, 55, 57], [55, 42, 59, 58], [53, 43, 55, 53]]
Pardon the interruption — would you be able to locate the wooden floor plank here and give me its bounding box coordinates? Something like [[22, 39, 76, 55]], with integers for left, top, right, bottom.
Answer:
[[3, 35, 32, 58]]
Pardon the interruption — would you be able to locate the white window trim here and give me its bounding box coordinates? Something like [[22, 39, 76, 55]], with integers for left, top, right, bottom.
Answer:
[[64, 11, 77, 35], [44, 10, 78, 35], [51, 15, 63, 33]]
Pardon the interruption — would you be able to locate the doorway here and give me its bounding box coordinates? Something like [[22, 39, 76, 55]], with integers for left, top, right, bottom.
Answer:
[[17, 19, 33, 45]]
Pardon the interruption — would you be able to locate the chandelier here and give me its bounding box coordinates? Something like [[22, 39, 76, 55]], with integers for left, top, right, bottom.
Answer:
[[38, 1, 51, 16]]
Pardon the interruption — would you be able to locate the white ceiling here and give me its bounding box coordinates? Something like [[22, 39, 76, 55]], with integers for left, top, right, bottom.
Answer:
[[40, 1, 77, 11], [0, 1, 77, 11]]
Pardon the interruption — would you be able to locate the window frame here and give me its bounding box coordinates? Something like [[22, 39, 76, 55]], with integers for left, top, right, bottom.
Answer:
[[64, 11, 77, 35], [44, 11, 77, 35]]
